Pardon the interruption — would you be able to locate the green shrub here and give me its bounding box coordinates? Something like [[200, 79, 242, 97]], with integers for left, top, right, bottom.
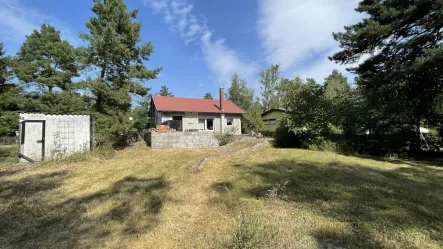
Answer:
[[216, 127, 238, 146], [259, 130, 274, 138]]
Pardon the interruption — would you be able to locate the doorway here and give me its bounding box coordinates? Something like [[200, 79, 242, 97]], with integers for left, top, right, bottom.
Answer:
[[172, 116, 183, 131], [21, 120, 45, 161]]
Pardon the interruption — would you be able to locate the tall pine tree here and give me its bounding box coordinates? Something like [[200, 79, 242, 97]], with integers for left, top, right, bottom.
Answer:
[[330, 0, 443, 149], [158, 85, 173, 96], [14, 24, 80, 93], [80, 0, 161, 146]]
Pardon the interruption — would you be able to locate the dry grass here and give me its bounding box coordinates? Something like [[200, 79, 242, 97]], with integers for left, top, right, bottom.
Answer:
[[1, 139, 443, 248]]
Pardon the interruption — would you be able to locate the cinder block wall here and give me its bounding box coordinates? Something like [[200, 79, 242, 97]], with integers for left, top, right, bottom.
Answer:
[[147, 132, 219, 149]]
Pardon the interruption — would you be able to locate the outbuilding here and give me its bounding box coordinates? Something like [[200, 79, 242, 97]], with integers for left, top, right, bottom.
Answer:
[[18, 113, 94, 162]]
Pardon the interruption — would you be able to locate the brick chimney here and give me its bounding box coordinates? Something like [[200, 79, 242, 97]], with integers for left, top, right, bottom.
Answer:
[[219, 87, 224, 111]]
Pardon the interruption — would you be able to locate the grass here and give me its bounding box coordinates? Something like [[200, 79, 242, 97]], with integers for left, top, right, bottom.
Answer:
[[0, 139, 442, 248]]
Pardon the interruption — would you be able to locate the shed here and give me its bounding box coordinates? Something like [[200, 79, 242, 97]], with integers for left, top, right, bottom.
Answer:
[[261, 108, 286, 132], [18, 113, 94, 162]]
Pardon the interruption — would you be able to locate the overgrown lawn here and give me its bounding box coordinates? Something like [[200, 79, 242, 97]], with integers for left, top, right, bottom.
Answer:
[[0, 140, 442, 248]]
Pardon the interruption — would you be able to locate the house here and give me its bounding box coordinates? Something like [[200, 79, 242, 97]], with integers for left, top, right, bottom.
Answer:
[[150, 88, 244, 135], [261, 108, 286, 131]]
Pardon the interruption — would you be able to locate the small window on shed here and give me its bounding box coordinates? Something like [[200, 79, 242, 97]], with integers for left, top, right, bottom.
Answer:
[[269, 119, 277, 125], [227, 118, 233, 126], [263, 119, 269, 125]]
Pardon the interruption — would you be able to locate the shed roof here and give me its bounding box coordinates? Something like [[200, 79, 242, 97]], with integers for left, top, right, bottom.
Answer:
[[261, 108, 286, 117], [152, 96, 245, 114]]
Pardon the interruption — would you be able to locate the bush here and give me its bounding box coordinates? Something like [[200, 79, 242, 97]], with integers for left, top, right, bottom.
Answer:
[[216, 127, 238, 146], [259, 130, 274, 138]]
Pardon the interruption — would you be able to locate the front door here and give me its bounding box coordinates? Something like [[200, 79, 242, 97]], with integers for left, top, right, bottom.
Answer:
[[22, 121, 45, 161]]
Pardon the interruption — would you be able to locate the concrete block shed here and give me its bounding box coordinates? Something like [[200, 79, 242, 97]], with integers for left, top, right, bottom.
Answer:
[[18, 113, 94, 162]]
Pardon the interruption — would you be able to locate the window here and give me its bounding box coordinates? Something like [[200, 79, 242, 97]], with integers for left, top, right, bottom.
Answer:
[[206, 119, 214, 130], [263, 119, 270, 125], [227, 118, 233, 126], [269, 119, 277, 125]]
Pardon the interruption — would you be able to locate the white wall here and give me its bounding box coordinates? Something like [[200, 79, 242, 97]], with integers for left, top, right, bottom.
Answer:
[[19, 114, 92, 162], [158, 112, 242, 135]]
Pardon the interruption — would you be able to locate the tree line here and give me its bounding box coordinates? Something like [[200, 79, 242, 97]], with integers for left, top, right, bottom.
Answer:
[[1, 0, 442, 154], [224, 0, 443, 155], [0, 0, 160, 147]]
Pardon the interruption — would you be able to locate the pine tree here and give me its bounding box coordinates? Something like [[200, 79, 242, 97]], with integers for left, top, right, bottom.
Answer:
[[203, 92, 213, 99], [0, 42, 25, 136], [80, 0, 161, 146], [158, 85, 173, 96], [260, 64, 281, 111], [330, 0, 443, 150], [14, 24, 80, 93]]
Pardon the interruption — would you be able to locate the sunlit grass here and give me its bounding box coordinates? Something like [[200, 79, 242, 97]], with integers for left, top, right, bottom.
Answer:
[[1, 140, 442, 248]]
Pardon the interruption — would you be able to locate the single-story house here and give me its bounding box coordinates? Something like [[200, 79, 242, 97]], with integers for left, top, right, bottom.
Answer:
[[150, 88, 244, 135], [261, 108, 286, 131]]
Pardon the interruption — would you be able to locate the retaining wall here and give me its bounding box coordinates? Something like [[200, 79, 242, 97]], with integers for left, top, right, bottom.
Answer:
[[146, 131, 219, 149]]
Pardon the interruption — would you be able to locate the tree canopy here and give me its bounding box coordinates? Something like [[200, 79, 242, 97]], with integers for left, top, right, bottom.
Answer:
[[158, 85, 173, 97], [203, 92, 213, 99], [330, 0, 443, 148]]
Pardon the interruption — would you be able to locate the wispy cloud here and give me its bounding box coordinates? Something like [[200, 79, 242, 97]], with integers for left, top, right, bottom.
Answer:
[[257, 0, 363, 83], [145, 0, 258, 88], [0, 0, 80, 46]]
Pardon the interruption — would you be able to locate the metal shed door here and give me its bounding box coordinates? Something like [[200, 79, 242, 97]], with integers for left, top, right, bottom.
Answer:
[[23, 121, 45, 161]]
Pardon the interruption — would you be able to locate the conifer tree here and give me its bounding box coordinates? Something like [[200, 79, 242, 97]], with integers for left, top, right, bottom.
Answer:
[[80, 0, 161, 146]]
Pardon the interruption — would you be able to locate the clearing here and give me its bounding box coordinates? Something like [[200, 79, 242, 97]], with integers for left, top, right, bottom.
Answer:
[[0, 139, 442, 249]]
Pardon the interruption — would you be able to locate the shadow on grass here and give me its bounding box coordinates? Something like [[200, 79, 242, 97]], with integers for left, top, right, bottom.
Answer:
[[0, 173, 169, 248], [244, 160, 443, 248]]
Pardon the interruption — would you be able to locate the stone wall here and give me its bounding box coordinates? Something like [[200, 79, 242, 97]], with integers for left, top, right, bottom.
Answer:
[[146, 131, 219, 149]]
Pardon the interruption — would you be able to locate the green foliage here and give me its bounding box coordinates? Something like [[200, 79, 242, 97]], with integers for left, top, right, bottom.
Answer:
[[0, 42, 25, 136], [331, 0, 443, 150], [259, 64, 281, 111], [131, 95, 152, 139], [215, 127, 238, 146], [80, 0, 160, 147], [158, 85, 173, 96], [243, 98, 264, 133], [203, 92, 213, 99], [14, 24, 80, 92], [228, 73, 254, 111], [324, 70, 351, 128]]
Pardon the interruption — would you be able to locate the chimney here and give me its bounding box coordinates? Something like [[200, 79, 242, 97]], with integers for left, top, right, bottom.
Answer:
[[219, 87, 224, 111]]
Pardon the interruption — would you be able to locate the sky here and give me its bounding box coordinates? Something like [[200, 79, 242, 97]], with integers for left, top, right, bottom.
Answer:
[[0, 0, 364, 99]]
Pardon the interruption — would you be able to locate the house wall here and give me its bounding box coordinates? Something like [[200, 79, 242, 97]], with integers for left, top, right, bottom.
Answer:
[[159, 112, 242, 135], [262, 110, 285, 132], [19, 113, 92, 162]]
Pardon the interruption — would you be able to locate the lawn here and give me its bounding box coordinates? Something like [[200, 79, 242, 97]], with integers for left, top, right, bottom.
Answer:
[[0, 139, 442, 248]]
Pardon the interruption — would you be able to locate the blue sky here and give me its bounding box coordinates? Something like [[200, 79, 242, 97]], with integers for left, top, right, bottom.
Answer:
[[0, 0, 363, 99]]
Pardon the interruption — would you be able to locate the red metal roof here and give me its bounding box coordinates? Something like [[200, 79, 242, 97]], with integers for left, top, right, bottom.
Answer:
[[152, 95, 245, 114]]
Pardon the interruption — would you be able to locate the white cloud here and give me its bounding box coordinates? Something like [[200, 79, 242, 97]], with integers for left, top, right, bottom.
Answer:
[[0, 0, 80, 46], [145, 0, 258, 87], [257, 0, 363, 83]]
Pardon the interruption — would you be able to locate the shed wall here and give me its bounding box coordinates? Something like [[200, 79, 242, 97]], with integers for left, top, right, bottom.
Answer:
[[19, 114, 92, 162]]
